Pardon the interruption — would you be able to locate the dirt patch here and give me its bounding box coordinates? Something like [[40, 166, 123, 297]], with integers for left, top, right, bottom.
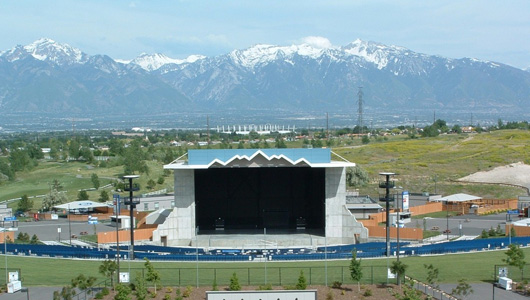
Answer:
[[459, 162, 530, 188], [99, 284, 406, 300]]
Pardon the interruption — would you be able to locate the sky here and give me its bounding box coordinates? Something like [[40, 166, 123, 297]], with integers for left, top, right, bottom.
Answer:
[[1, 0, 529, 69]]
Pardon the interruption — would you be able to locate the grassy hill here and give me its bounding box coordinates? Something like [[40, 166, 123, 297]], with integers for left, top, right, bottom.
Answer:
[[333, 130, 530, 198], [0, 160, 172, 208]]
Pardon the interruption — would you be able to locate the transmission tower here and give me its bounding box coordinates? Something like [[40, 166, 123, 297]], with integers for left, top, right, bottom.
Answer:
[[357, 87, 364, 136]]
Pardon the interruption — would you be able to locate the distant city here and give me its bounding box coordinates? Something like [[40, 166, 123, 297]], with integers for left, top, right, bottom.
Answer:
[[0, 108, 527, 133]]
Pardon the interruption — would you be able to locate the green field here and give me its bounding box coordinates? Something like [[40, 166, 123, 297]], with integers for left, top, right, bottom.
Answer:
[[2, 248, 529, 287], [0, 160, 172, 207]]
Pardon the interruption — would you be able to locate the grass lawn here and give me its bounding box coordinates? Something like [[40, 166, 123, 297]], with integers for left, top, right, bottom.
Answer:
[[5, 248, 530, 287], [1, 160, 173, 209]]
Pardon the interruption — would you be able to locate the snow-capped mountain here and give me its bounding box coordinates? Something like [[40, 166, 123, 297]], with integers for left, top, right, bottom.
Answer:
[[1, 38, 89, 65], [0, 38, 529, 116], [124, 53, 206, 71]]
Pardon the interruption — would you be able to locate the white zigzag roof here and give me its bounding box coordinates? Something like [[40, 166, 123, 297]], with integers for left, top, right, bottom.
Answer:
[[164, 149, 355, 169]]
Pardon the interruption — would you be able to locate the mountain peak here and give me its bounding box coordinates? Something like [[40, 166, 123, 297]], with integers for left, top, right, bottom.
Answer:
[[128, 52, 206, 71], [21, 38, 89, 65]]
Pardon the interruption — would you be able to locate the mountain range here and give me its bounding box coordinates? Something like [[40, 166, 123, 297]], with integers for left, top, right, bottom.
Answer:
[[1, 38, 529, 116]]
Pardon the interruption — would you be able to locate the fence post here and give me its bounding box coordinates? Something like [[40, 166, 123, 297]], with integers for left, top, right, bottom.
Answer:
[[214, 269, 216, 287], [341, 266, 344, 283], [371, 266, 373, 284], [279, 268, 282, 286], [309, 267, 311, 285], [248, 268, 250, 285], [178, 269, 181, 286]]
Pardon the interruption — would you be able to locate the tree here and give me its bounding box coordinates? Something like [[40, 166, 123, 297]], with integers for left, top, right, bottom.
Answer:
[[98, 190, 109, 203], [91, 173, 100, 190], [42, 182, 67, 211], [390, 260, 408, 286], [146, 179, 156, 190], [30, 234, 40, 244], [296, 270, 307, 290], [229, 272, 241, 291], [114, 283, 132, 300], [451, 278, 473, 300], [503, 243, 526, 280], [144, 258, 161, 293], [349, 250, 363, 291], [134, 271, 148, 300], [17, 194, 33, 213], [71, 274, 97, 298], [99, 260, 118, 289], [57, 286, 75, 300], [424, 264, 439, 289], [361, 135, 370, 144], [346, 166, 369, 187], [77, 190, 89, 200]]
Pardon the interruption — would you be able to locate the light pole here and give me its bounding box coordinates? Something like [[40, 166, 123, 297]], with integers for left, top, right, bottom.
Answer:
[[123, 175, 140, 260], [2, 227, 18, 285], [379, 172, 395, 257]]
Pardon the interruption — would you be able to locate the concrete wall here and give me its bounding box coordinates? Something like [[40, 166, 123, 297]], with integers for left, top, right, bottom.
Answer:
[[325, 167, 355, 244], [152, 169, 196, 246]]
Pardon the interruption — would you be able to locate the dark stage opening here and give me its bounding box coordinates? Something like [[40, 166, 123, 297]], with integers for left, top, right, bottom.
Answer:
[[195, 167, 325, 232]]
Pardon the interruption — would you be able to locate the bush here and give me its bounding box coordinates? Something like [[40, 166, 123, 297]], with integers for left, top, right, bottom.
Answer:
[[164, 295, 171, 300], [101, 287, 109, 296], [229, 273, 241, 291], [363, 288, 373, 297], [326, 289, 334, 300], [296, 271, 307, 290], [183, 286, 192, 298], [332, 281, 342, 289], [259, 284, 272, 290]]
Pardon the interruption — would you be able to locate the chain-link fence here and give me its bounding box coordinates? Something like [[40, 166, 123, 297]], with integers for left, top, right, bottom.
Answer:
[[121, 265, 397, 287]]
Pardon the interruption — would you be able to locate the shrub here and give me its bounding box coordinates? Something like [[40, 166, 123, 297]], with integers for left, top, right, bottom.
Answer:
[[164, 295, 172, 300], [326, 289, 334, 300], [296, 271, 307, 290], [259, 284, 272, 290], [363, 288, 373, 297], [183, 286, 192, 298], [229, 273, 241, 291], [166, 287, 173, 293], [332, 281, 342, 289], [101, 287, 109, 296]]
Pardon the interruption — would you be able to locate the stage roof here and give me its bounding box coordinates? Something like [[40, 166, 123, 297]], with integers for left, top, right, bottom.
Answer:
[[164, 149, 355, 169], [437, 193, 482, 202]]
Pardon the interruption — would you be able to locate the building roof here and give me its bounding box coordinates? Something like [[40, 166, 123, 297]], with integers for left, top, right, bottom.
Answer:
[[164, 149, 355, 169], [437, 193, 482, 202], [54, 201, 108, 210]]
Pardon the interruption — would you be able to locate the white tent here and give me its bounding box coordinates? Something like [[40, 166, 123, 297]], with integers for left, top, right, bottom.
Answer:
[[437, 193, 482, 203], [54, 200, 108, 213]]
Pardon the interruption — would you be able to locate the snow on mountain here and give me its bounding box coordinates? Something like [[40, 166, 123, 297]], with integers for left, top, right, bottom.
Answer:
[[127, 53, 206, 71], [229, 43, 326, 69], [22, 38, 89, 65], [342, 39, 414, 70]]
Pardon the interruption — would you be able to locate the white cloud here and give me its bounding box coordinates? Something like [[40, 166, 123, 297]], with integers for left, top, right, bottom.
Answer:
[[299, 36, 333, 49]]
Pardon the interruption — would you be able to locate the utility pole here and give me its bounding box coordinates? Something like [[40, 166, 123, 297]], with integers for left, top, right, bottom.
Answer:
[[357, 87, 364, 136]]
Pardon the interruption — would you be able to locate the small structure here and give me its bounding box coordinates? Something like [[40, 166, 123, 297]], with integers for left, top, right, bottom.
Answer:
[[434, 193, 483, 214], [54, 201, 109, 214], [345, 194, 382, 219]]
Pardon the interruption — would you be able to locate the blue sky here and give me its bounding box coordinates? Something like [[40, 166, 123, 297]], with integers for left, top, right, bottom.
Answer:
[[1, 0, 529, 69]]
